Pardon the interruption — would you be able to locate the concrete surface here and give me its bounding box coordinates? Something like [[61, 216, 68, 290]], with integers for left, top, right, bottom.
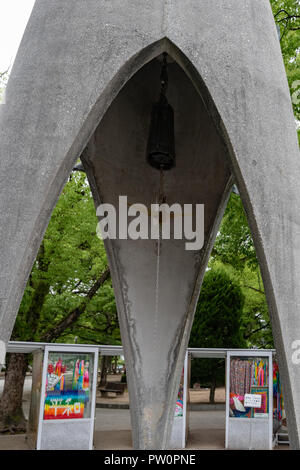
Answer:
[[83, 56, 231, 450], [0, 376, 290, 450], [96, 387, 226, 408], [0, 0, 299, 449], [0, 407, 290, 450], [93, 409, 227, 450]]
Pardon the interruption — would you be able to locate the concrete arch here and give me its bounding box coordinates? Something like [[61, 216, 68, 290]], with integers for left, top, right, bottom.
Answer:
[[0, 0, 299, 449], [82, 53, 233, 449]]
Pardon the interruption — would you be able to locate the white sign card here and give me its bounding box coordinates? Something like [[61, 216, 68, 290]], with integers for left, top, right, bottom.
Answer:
[[244, 393, 262, 408]]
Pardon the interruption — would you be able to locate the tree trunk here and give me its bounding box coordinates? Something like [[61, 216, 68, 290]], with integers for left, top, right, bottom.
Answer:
[[0, 268, 110, 433], [0, 353, 28, 433], [41, 267, 110, 342], [209, 375, 216, 404], [99, 356, 111, 386]]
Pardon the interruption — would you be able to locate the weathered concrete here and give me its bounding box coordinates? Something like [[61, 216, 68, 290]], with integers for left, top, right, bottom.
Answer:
[[82, 58, 231, 449], [0, 0, 299, 449]]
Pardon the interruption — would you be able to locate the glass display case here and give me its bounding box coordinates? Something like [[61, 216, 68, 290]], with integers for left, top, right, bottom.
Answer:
[[43, 351, 94, 420], [35, 345, 98, 450], [229, 355, 270, 419], [226, 351, 273, 449]]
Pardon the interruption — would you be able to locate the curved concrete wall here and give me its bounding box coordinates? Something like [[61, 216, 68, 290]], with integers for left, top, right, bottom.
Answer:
[[0, 0, 299, 448], [82, 58, 231, 448]]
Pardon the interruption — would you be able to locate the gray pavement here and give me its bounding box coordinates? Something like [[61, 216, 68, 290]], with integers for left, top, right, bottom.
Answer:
[[0, 360, 225, 448], [0, 378, 288, 450], [0, 376, 227, 449], [95, 408, 226, 432]]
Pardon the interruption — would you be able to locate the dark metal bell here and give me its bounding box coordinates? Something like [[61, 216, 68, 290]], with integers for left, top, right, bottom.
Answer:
[[146, 95, 175, 171]]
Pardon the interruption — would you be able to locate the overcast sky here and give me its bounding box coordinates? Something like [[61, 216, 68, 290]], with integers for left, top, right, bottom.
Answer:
[[0, 0, 36, 72]]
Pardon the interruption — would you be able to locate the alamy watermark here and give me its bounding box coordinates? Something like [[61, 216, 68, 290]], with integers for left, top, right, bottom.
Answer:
[[96, 196, 204, 251], [292, 340, 300, 365], [0, 340, 6, 366]]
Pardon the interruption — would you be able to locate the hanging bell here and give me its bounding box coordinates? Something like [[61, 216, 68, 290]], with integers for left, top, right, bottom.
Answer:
[[146, 95, 175, 171], [146, 53, 175, 171]]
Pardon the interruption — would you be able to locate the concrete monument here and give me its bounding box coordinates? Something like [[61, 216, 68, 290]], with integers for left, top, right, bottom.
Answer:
[[0, 0, 299, 449]]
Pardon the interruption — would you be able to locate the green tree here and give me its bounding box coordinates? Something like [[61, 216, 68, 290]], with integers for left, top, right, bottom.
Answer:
[[206, 1, 300, 348], [189, 268, 245, 403], [270, 0, 300, 142], [0, 172, 119, 432], [210, 193, 272, 348]]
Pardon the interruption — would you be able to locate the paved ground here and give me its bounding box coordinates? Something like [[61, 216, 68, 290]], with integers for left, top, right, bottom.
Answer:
[[93, 408, 227, 450], [0, 376, 228, 450], [0, 377, 289, 450], [0, 407, 226, 450], [96, 378, 225, 405], [94, 408, 226, 432]]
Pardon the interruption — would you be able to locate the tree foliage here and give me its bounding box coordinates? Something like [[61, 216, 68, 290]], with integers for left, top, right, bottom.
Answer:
[[189, 268, 245, 402], [208, 1, 300, 350], [190, 269, 245, 350], [13, 172, 119, 345], [210, 193, 273, 348], [270, 0, 300, 142], [0, 172, 120, 432]]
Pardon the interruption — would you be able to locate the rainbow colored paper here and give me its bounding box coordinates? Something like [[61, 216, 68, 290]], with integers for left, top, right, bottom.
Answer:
[[44, 390, 86, 420]]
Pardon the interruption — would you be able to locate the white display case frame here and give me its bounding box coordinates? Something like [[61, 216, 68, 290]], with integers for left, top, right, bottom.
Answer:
[[36, 344, 99, 450], [225, 350, 273, 450], [169, 351, 189, 448]]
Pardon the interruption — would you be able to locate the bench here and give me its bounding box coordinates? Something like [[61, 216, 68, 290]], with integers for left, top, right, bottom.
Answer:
[[99, 381, 126, 398]]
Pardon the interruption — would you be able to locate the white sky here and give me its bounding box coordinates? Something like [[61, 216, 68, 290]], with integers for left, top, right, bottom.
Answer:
[[0, 0, 36, 72]]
